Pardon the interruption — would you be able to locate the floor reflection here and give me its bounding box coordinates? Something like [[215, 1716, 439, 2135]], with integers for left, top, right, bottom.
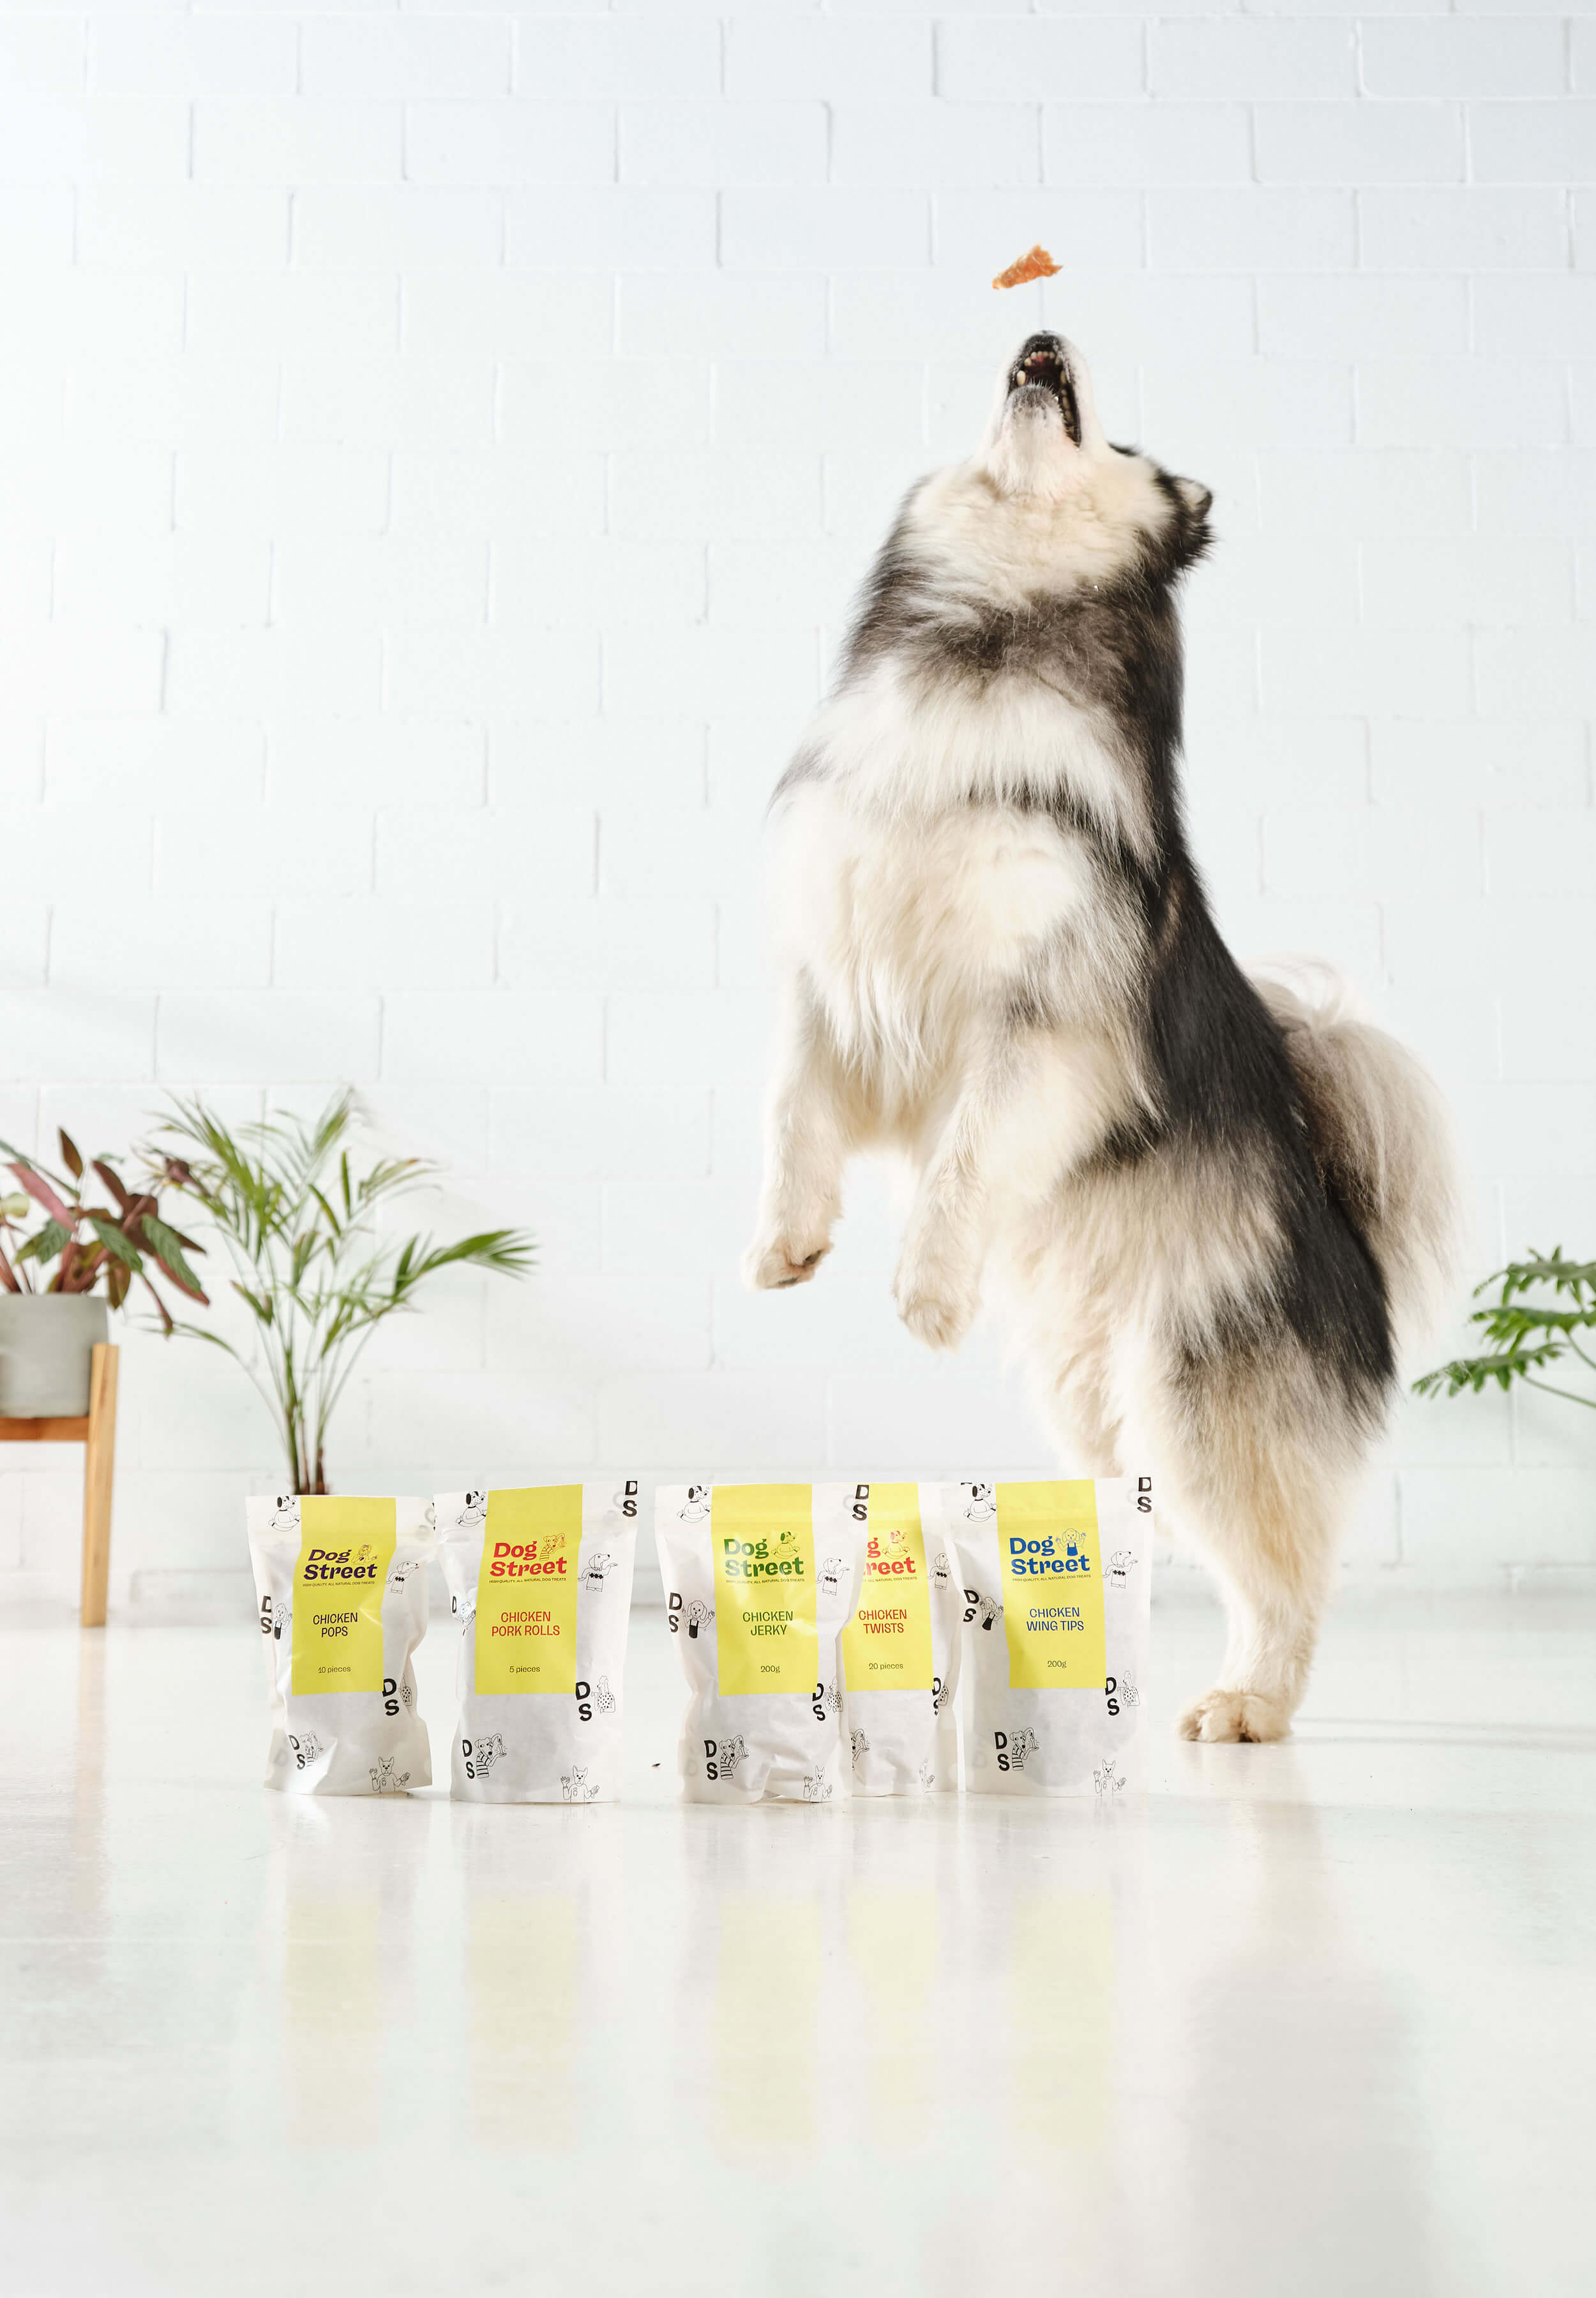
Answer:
[[713, 1889, 822, 2149], [468, 1893, 579, 2150]]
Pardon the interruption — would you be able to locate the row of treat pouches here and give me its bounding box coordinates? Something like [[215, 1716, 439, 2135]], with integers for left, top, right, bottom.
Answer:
[[246, 1475, 1152, 1805]]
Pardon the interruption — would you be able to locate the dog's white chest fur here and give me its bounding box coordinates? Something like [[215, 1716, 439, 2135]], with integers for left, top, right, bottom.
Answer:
[[774, 781, 1092, 1076]]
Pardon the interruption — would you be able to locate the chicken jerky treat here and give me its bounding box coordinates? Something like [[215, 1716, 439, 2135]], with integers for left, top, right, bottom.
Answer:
[[838, 1480, 961, 1795], [992, 243, 1060, 290], [656, 1482, 859, 1803], [247, 1494, 433, 1796], [437, 1482, 639, 1804], [933, 1476, 1152, 1798]]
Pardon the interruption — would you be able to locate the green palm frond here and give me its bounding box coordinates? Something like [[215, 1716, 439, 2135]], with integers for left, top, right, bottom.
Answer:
[[1417, 1247, 1596, 1413], [141, 1090, 536, 1494]]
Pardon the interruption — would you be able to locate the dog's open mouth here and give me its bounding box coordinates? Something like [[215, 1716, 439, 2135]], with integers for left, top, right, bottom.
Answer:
[[1007, 336, 1081, 446]]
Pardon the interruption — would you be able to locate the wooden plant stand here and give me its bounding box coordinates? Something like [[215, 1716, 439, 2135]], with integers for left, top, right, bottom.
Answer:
[[0, 1342, 119, 1626]]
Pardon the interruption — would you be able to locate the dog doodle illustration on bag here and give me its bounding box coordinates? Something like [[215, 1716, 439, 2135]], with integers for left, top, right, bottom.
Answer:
[[850, 1727, 870, 1771], [686, 1598, 713, 1641], [267, 1495, 299, 1533], [583, 1550, 617, 1593], [369, 1757, 410, 1794], [964, 1588, 1001, 1632], [818, 1554, 845, 1600], [917, 1759, 935, 1791], [707, 1734, 748, 1782], [677, 1485, 711, 1523], [1094, 1757, 1125, 1798], [286, 1729, 322, 1771], [811, 1676, 839, 1722], [930, 1548, 952, 1588], [459, 1491, 487, 1533], [462, 1732, 505, 1780], [933, 1672, 954, 1715], [801, 1772, 833, 1802], [561, 1768, 599, 1803], [593, 1674, 616, 1716], [963, 1483, 996, 1521], [1107, 1549, 1136, 1589]]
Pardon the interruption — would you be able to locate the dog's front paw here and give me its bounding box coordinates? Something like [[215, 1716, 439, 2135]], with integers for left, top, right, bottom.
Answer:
[[742, 1231, 831, 1291], [892, 1258, 979, 1352], [1176, 1688, 1291, 1745]]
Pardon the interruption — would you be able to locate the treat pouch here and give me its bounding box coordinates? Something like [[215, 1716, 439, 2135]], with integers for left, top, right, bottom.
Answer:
[[437, 1482, 639, 1804], [933, 1475, 1153, 1798], [247, 1494, 433, 1796], [656, 1483, 859, 1803], [839, 1480, 961, 1795]]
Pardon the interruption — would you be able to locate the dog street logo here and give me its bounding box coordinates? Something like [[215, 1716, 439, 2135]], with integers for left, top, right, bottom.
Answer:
[[667, 1592, 715, 1639], [369, 1757, 410, 1794], [850, 1726, 870, 1771], [963, 1590, 1002, 1632], [561, 1767, 599, 1803], [811, 1675, 839, 1722], [1106, 1549, 1137, 1589], [1094, 1757, 1125, 1799], [993, 1726, 1039, 1774], [704, 1734, 747, 1783], [573, 1676, 612, 1724], [933, 1671, 954, 1713], [801, 1772, 833, 1802], [285, 1729, 323, 1771], [1105, 1674, 1140, 1716], [461, 1732, 505, 1782], [612, 1478, 640, 1519], [260, 1592, 290, 1641]]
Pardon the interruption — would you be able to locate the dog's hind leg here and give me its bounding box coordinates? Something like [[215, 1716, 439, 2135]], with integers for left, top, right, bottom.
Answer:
[[742, 976, 865, 1291], [1168, 1453, 1346, 1743], [1130, 1350, 1352, 1742]]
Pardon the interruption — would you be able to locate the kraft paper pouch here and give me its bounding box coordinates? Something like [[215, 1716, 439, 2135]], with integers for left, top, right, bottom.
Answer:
[[437, 1482, 639, 1804], [933, 1476, 1152, 1799], [839, 1480, 961, 1795], [656, 1482, 859, 1803], [247, 1494, 433, 1796]]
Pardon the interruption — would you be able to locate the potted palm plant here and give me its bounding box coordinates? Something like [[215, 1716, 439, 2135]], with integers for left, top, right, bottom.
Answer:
[[0, 1130, 207, 1415], [144, 1090, 535, 1496]]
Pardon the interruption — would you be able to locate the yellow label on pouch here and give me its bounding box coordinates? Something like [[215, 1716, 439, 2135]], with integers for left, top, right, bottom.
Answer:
[[997, 1482, 1106, 1692], [712, 1484, 818, 1697], [292, 1498, 396, 1697], [475, 1486, 582, 1697], [841, 1483, 933, 1693]]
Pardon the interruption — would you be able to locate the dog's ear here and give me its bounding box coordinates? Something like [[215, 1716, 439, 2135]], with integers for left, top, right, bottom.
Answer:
[[1168, 474, 1214, 567]]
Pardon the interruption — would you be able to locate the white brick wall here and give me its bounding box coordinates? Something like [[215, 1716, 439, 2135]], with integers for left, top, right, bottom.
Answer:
[[1, 4, 1592, 1607]]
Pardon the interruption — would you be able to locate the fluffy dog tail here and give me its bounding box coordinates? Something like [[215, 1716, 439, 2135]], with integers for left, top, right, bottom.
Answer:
[[1249, 958, 1466, 1356]]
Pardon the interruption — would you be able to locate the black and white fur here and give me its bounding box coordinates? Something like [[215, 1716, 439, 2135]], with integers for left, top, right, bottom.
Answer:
[[743, 331, 1463, 1742]]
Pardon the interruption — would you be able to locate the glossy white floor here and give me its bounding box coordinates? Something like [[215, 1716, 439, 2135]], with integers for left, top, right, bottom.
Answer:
[[2, 1595, 1592, 2298]]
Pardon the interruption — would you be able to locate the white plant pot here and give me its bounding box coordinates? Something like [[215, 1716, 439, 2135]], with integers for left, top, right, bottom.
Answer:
[[0, 1295, 109, 1416]]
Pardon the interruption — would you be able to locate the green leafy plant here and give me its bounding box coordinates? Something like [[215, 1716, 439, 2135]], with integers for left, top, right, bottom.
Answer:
[[144, 1091, 535, 1496], [1414, 1250, 1595, 1412], [0, 1129, 207, 1319]]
